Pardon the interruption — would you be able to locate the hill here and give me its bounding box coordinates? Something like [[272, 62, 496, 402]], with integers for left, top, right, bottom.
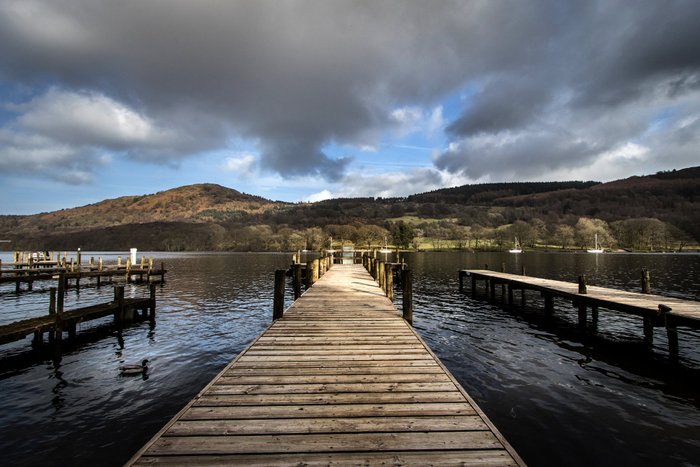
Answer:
[[1, 167, 698, 251]]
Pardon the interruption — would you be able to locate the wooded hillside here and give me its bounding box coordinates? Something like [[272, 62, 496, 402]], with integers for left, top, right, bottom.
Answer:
[[1, 167, 698, 252]]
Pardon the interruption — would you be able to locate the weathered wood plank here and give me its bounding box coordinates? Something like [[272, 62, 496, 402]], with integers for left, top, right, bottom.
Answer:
[[182, 402, 477, 420], [165, 415, 488, 436], [127, 264, 523, 467], [194, 391, 466, 406], [208, 381, 457, 394], [146, 431, 501, 455], [134, 450, 518, 466]]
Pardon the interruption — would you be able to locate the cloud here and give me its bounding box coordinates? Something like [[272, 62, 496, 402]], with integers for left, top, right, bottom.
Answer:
[[220, 152, 257, 175], [303, 189, 334, 203], [0, 0, 698, 188], [333, 167, 465, 199]]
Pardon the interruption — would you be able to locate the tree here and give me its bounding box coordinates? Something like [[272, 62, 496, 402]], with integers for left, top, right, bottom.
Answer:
[[389, 221, 415, 249], [357, 224, 389, 249], [574, 218, 614, 249], [553, 224, 575, 249]]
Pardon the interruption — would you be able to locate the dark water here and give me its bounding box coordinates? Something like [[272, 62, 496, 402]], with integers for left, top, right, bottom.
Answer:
[[1, 251, 699, 466]]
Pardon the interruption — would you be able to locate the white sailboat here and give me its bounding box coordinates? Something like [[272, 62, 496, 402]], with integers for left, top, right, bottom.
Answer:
[[587, 233, 604, 253], [509, 237, 522, 253]]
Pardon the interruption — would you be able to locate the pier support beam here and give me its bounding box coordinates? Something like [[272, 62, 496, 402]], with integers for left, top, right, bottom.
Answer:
[[544, 294, 554, 317], [385, 263, 393, 301], [273, 269, 285, 320], [292, 263, 302, 300], [402, 269, 413, 325]]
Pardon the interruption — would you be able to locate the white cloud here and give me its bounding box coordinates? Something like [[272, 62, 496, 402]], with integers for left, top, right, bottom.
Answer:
[[16, 88, 171, 149], [220, 152, 257, 175], [303, 189, 334, 202], [427, 105, 444, 135]]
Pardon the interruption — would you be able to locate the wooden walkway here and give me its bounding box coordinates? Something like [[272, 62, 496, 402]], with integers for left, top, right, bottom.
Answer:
[[461, 269, 700, 359], [128, 264, 523, 466]]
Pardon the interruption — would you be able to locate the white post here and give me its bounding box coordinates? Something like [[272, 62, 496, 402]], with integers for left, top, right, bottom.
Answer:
[[130, 248, 137, 265]]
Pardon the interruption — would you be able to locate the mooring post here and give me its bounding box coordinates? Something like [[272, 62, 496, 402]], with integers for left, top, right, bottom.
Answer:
[[57, 274, 65, 315], [501, 263, 506, 298], [402, 268, 413, 325], [313, 259, 320, 284], [591, 305, 599, 334], [378, 260, 385, 291], [114, 285, 125, 332], [49, 287, 57, 316], [578, 275, 587, 294], [544, 293, 554, 317], [521, 265, 526, 276], [385, 263, 394, 301], [643, 316, 654, 352], [577, 275, 588, 328], [149, 283, 157, 323], [658, 304, 676, 362], [53, 275, 65, 343], [293, 263, 302, 300], [306, 260, 314, 290], [273, 269, 285, 320], [641, 269, 651, 294], [458, 270, 466, 293]]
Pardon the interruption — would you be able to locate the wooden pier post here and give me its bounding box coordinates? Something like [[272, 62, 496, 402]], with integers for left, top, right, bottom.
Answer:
[[378, 260, 385, 291], [643, 316, 654, 352], [402, 268, 413, 325], [292, 263, 302, 300], [591, 305, 599, 334], [385, 263, 393, 301], [661, 305, 678, 362], [53, 275, 65, 343], [641, 269, 651, 294], [114, 285, 125, 332], [149, 283, 157, 324], [544, 294, 554, 317], [49, 287, 57, 315], [273, 269, 285, 320], [458, 270, 466, 293], [578, 275, 587, 294], [577, 275, 588, 328], [306, 259, 319, 289]]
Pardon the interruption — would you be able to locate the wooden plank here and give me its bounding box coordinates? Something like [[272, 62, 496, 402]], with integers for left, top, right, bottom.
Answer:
[[217, 373, 450, 385], [195, 391, 466, 406], [207, 382, 457, 394], [134, 450, 517, 466], [165, 415, 488, 436], [127, 264, 523, 466], [145, 431, 502, 455], [181, 402, 477, 420]]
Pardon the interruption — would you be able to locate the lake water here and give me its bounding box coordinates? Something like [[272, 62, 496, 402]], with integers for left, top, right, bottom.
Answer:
[[0, 251, 699, 466]]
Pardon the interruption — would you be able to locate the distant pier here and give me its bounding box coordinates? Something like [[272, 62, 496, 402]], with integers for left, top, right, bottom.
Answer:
[[460, 269, 700, 362]]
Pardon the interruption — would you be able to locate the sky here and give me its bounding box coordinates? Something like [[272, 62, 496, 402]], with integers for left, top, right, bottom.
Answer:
[[1, 0, 699, 215]]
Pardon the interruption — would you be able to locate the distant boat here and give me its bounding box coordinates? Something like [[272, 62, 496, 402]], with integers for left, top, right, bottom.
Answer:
[[509, 237, 522, 253], [587, 233, 604, 253]]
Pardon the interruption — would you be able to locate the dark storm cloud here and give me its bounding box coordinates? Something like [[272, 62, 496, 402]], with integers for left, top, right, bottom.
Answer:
[[0, 0, 699, 184]]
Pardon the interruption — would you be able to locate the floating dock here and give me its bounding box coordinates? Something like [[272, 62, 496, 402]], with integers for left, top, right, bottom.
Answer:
[[128, 264, 523, 466], [460, 269, 700, 361]]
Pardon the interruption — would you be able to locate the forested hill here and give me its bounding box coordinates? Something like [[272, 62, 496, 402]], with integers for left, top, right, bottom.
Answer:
[[0, 167, 698, 251], [408, 181, 600, 204]]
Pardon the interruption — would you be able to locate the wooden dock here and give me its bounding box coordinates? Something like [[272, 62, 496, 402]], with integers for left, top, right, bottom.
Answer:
[[460, 269, 700, 361], [0, 284, 157, 347], [128, 264, 523, 466]]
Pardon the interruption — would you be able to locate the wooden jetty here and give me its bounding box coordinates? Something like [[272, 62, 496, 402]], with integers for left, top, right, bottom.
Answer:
[[128, 264, 523, 466], [0, 256, 166, 293], [460, 269, 700, 361], [0, 284, 157, 347]]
